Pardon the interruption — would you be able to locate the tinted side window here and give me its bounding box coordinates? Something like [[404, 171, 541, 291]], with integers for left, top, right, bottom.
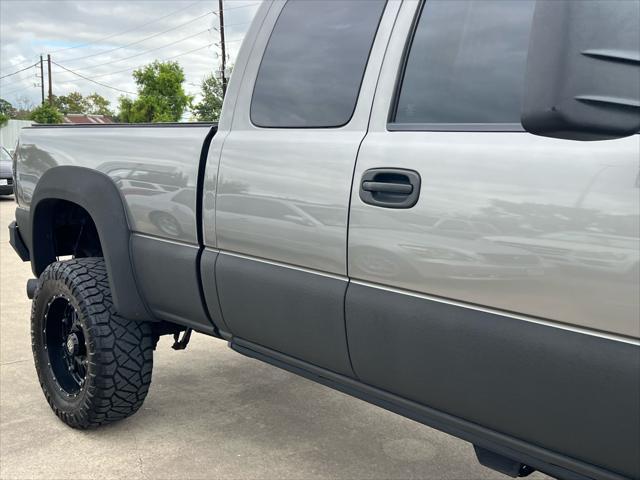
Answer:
[[394, 0, 535, 125], [251, 0, 386, 128]]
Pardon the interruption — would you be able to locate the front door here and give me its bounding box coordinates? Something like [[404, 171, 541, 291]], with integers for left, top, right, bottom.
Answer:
[[346, 1, 640, 477]]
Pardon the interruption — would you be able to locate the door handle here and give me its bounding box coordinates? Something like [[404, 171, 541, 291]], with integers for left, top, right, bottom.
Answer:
[[359, 168, 421, 209], [362, 181, 413, 195]]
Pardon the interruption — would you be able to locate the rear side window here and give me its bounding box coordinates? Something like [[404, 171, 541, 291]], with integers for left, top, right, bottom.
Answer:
[[251, 0, 386, 128], [393, 0, 535, 126]]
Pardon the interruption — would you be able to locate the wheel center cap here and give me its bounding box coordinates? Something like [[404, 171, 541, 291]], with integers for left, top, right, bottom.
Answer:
[[66, 333, 79, 355]]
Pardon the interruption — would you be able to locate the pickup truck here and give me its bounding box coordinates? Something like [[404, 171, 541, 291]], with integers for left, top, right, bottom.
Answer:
[[8, 1, 640, 479]]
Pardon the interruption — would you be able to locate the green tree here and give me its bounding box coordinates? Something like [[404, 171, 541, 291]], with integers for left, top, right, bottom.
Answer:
[[53, 91, 88, 114], [30, 103, 63, 124], [53, 91, 114, 116], [0, 98, 13, 126], [192, 74, 224, 122], [117, 96, 134, 123], [86, 93, 113, 116], [0, 98, 17, 118], [118, 61, 191, 123]]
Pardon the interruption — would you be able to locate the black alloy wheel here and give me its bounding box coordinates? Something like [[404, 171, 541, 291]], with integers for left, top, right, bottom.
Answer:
[[42, 295, 88, 397]]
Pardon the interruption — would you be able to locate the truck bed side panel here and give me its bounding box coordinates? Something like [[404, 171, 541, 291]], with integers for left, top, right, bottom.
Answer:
[[16, 124, 213, 245]]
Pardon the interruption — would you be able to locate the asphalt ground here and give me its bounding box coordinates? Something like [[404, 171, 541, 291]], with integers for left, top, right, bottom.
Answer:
[[0, 195, 550, 480]]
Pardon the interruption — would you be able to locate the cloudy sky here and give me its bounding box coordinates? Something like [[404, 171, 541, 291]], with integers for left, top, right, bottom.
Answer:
[[0, 0, 261, 112]]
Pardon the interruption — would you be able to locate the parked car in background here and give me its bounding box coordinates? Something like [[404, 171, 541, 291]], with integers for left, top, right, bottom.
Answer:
[[0, 146, 14, 196], [488, 231, 640, 279], [7, 1, 640, 479]]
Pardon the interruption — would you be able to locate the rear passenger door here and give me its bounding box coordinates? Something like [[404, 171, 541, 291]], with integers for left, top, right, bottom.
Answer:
[[347, 1, 640, 477], [214, 0, 394, 376]]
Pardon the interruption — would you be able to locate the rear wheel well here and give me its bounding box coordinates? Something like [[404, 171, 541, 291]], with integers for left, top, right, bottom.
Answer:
[[29, 166, 151, 321], [32, 199, 102, 274]]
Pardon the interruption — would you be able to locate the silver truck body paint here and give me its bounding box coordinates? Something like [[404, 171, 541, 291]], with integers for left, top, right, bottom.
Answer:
[[348, 1, 640, 339], [15, 124, 212, 245], [350, 131, 640, 338]]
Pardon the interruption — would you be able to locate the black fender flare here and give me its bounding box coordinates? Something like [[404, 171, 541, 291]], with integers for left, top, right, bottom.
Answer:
[[29, 166, 153, 322]]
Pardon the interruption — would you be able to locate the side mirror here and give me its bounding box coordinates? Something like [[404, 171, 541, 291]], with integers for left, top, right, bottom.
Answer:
[[522, 0, 640, 141]]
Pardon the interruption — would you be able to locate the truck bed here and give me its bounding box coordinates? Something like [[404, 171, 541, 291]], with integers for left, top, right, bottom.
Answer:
[[15, 123, 217, 245]]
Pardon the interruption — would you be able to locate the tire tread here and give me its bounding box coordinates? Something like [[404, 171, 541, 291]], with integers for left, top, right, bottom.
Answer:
[[31, 257, 153, 429]]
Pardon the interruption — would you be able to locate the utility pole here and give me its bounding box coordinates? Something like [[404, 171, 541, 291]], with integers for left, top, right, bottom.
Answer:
[[47, 54, 53, 104], [39, 55, 45, 105], [218, 0, 227, 95]]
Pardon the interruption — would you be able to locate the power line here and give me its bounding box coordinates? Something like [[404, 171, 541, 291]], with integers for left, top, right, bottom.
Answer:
[[213, 20, 251, 32], [213, 2, 261, 15], [0, 83, 39, 98], [7, 26, 214, 86], [0, 68, 40, 88], [216, 38, 243, 45], [50, 1, 257, 61], [2, 2, 258, 99], [52, 61, 136, 95], [59, 10, 214, 64], [69, 28, 213, 73], [0, 57, 40, 75], [0, 67, 40, 90], [3, 40, 218, 100], [49, 0, 204, 54], [90, 43, 216, 79], [161, 42, 217, 60], [0, 1, 207, 73], [0, 62, 39, 80], [4, 43, 237, 102], [0, 1, 258, 74]]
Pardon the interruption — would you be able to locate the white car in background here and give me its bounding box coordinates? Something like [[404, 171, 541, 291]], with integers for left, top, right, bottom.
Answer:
[[0, 147, 14, 196]]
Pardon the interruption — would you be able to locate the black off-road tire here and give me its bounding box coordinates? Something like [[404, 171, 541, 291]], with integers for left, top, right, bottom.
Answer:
[[31, 258, 154, 428]]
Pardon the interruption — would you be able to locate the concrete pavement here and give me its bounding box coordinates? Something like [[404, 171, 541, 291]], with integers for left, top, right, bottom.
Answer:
[[0, 195, 549, 480]]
